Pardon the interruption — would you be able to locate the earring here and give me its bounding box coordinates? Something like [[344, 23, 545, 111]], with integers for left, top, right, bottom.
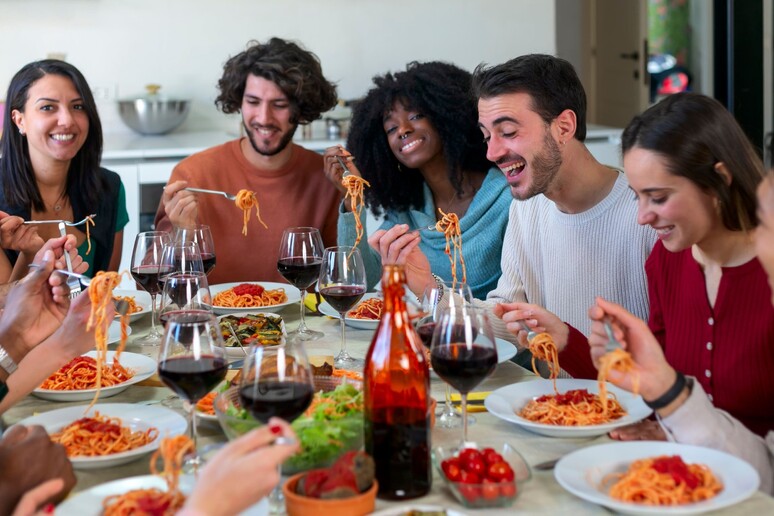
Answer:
[[18, 128, 24, 135]]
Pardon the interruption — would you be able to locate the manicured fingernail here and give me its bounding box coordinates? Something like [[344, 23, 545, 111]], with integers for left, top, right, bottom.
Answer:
[[269, 424, 282, 435], [44, 504, 55, 514]]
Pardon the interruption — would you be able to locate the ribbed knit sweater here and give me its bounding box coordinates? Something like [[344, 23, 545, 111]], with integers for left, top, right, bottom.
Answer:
[[337, 168, 511, 299], [477, 171, 657, 378], [647, 241, 774, 436]]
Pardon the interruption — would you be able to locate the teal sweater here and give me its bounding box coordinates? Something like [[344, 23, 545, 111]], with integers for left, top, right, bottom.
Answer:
[[337, 168, 510, 299]]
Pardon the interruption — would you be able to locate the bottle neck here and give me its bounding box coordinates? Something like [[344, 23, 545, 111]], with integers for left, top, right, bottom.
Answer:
[[381, 265, 408, 316]]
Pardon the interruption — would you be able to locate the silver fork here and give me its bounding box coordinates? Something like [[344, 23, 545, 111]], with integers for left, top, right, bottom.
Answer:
[[27, 264, 130, 316], [184, 187, 237, 201], [603, 318, 623, 353], [518, 320, 538, 342], [22, 213, 97, 226], [57, 221, 81, 299]]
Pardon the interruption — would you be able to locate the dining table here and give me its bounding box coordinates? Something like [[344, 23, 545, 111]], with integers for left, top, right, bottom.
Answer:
[[4, 297, 774, 515]]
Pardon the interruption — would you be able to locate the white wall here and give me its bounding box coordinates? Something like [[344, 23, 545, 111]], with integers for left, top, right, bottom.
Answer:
[[0, 0, 556, 134]]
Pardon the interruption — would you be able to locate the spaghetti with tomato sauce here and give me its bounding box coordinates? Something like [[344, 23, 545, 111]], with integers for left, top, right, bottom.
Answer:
[[51, 412, 158, 457], [40, 355, 133, 391], [519, 388, 626, 426], [212, 282, 288, 308]]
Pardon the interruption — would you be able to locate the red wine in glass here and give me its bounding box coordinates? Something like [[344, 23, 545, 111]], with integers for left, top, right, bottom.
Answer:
[[416, 321, 436, 348], [239, 381, 315, 424], [277, 257, 322, 289], [132, 265, 163, 295], [201, 253, 217, 275], [319, 285, 366, 313], [430, 344, 497, 394], [159, 354, 228, 403]]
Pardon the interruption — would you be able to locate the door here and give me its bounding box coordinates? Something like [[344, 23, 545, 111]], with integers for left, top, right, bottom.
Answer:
[[591, 0, 649, 127]]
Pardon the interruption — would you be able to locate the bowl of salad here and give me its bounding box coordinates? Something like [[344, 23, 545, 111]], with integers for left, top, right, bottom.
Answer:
[[214, 378, 364, 475]]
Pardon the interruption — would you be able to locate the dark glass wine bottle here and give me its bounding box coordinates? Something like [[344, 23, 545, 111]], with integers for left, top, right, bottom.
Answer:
[[364, 264, 431, 500]]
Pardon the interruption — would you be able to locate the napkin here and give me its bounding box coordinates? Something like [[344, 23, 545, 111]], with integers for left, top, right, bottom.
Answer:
[[450, 391, 490, 413]]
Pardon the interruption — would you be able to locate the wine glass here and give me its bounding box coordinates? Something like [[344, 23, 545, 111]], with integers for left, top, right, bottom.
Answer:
[[239, 337, 314, 514], [174, 224, 216, 276], [158, 271, 212, 326], [130, 231, 170, 343], [158, 311, 228, 468], [431, 306, 497, 445], [419, 281, 474, 428], [318, 246, 366, 370], [159, 241, 205, 292], [276, 227, 324, 341]]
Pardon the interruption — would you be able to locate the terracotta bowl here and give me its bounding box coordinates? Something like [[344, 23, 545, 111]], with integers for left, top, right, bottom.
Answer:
[[283, 473, 378, 516]]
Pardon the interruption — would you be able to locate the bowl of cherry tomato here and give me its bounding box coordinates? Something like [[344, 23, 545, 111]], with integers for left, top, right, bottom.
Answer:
[[433, 443, 531, 508]]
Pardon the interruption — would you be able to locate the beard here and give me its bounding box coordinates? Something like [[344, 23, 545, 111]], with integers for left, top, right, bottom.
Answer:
[[243, 120, 298, 157], [516, 129, 563, 200]]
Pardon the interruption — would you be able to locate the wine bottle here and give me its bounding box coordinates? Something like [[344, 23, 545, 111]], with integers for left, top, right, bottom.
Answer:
[[363, 264, 431, 500]]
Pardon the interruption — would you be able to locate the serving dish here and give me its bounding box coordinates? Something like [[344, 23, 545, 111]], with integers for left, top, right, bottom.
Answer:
[[209, 282, 300, 315]]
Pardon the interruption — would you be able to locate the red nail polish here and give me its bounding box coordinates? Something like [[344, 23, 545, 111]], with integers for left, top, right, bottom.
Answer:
[[269, 424, 282, 435], [44, 504, 55, 514]]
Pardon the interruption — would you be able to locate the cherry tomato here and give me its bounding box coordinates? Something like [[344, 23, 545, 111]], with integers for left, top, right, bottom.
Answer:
[[457, 483, 481, 503], [482, 448, 503, 466], [481, 479, 500, 500], [459, 469, 480, 484], [464, 456, 486, 477], [458, 447, 483, 464], [442, 459, 462, 482], [500, 481, 517, 498], [487, 461, 513, 482]]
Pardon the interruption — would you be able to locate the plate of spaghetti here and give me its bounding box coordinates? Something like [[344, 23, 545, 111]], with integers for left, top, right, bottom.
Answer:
[[484, 379, 651, 438], [554, 442, 759, 514], [209, 281, 300, 315], [113, 289, 152, 322], [319, 292, 383, 329], [13, 403, 186, 469], [32, 351, 156, 402]]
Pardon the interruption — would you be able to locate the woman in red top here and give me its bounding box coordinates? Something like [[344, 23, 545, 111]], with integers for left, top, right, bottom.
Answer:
[[615, 92, 773, 439]]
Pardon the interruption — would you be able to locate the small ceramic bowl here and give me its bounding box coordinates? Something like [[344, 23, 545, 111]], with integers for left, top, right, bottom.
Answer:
[[283, 473, 378, 516]]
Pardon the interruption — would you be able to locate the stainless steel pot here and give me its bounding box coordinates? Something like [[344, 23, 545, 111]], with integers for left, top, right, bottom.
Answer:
[[117, 84, 190, 135]]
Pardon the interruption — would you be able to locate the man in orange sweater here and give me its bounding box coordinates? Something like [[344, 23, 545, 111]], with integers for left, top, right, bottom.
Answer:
[[155, 38, 341, 285]]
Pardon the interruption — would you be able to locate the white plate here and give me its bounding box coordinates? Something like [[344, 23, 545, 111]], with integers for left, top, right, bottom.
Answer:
[[58, 474, 269, 515], [32, 351, 156, 402], [319, 292, 382, 329], [12, 403, 186, 469], [371, 505, 466, 516], [495, 338, 518, 363], [218, 313, 286, 357], [484, 379, 651, 438], [113, 288, 152, 322], [554, 441, 760, 514], [210, 282, 301, 315], [108, 320, 133, 345]]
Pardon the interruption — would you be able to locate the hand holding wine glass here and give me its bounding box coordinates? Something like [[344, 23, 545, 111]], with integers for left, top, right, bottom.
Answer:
[[130, 231, 170, 343], [158, 312, 228, 468], [174, 224, 216, 276], [319, 246, 366, 370], [277, 227, 324, 341], [431, 306, 497, 445]]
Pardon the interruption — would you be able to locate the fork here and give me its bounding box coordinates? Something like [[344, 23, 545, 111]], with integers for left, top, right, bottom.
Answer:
[[184, 187, 237, 201], [518, 320, 538, 342], [56, 221, 82, 299], [27, 264, 131, 316], [22, 213, 97, 226], [603, 318, 623, 353]]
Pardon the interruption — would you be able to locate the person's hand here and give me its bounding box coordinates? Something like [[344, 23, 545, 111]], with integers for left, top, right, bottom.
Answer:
[[162, 180, 198, 229], [42, 288, 102, 360], [608, 420, 667, 441], [493, 302, 569, 350], [368, 224, 434, 297], [182, 418, 300, 516], [0, 251, 70, 362], [0, 212, 45, 257], [322, 146, 359, 198], [32, 235, 88, 275], [10, 479, 63, 516], [588, 297, 676, 400], [0, 425, 75, 515]]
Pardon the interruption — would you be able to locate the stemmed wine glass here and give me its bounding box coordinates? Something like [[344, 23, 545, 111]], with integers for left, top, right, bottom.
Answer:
[[431, 306, 497, 445], [158, 241, 205, 292], [318, 246, 366, 370], [174, 225, 216, 276], [130, 231, 170, 343], [158, 312, 228, 468], [276, 227, 324, 341], [418, 281, 474, 428], [159, 271, 212, 326], [239, 337, 314, 514]]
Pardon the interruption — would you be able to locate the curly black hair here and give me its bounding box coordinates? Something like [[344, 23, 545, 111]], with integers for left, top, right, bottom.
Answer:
[[347, 61, 490, 215], [215, 38, 337, 124]]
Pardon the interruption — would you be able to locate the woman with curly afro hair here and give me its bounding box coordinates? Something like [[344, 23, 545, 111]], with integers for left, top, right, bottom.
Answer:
[[323, 61, 510, 298]]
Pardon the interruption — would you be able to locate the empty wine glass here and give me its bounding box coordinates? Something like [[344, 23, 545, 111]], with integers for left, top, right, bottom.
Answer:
[[239, 337, 314, 514], [277, 227, 324, 341], [159, 271, 212, 325], [419, 281, 474, 428], [318, 246, 366, 370], [158, 311, 227, 469], [431, 306, 497, 445], [174, 224, 216, 276], [130, 231, 170, 343]]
